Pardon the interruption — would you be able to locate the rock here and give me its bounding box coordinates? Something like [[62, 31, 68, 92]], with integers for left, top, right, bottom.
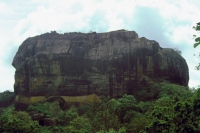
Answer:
[[28, 111, 58, 126], [39, 118, 57, 126], [12, 30, 189, 110], [28, 111, 45, 120]]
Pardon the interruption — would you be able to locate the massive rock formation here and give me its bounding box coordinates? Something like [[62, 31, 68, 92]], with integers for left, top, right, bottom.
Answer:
[[12, 30, 189, 109]]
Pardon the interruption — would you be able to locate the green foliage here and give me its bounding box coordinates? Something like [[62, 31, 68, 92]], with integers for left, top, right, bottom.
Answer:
[[38, 126, 68, 133], [61, 106, 79, 125], [0, 90, 15, 107], [193, 22, 200, 70], [86, 97, 121, 132], [138, 101, 154, 114], [77, 104, 92, 115], [28, 102, 64, 121], [115, 95, 142, 123], [154, 82, 191, 99], [143, 90, 200, 133], [0, 106, 39, 133], [66, 116, 92, 133], [118, 94, 137, 104], [97, 127, 126, 133], [193, 22, 200, 48], [135, 83, 160, 101], [126, 115, 151, 133], [0, 82, 199, 132]]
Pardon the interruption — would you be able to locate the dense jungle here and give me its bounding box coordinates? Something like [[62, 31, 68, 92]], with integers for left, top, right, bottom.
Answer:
[[0, 82, 200, 133]]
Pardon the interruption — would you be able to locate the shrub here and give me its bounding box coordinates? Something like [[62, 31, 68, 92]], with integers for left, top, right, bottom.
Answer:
[[158, 82, 191, 99], [66, 116, 92, 133], [0, 106, 39, 133], [0, 90, 15, 107], [28, 102, 64, 121]]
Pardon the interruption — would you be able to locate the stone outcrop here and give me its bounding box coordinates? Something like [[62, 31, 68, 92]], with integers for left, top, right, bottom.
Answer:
[[12, 30, 189, 109]]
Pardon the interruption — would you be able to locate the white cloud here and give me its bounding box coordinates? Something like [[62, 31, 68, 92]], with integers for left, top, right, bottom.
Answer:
[[165, 25, 194, 44], [12, 0, 138, 40], [188, 62, 200, 88], [0, 60, 15, 92]]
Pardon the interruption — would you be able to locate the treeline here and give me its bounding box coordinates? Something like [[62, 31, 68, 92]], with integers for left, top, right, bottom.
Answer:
[[0, 90, 15, 108], [0, 82, 200, 133]]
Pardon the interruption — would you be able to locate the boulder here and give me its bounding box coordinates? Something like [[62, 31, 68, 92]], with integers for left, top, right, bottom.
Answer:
[[28, 111, 45, 120], [12, 30, 189, 110], [39, 118, 57, 126]]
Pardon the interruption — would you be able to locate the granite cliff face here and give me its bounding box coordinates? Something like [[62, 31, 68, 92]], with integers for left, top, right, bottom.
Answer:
[[12, 30, 189, 109]]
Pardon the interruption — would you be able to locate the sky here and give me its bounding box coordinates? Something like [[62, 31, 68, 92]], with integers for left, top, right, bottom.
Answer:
[[0, 0, 200, 92]]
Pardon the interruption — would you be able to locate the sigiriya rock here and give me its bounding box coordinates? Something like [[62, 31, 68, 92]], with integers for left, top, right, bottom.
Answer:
[[12, 30, 189, 110]]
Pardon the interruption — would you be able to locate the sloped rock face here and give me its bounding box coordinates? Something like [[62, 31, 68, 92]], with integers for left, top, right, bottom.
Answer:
[[12, 30, 189, 109]]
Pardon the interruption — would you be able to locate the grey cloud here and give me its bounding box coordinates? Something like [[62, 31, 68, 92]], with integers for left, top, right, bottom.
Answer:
[[69, 2, 84, 14], [88, 10, 109, 32], [129, 6, 173, 48]]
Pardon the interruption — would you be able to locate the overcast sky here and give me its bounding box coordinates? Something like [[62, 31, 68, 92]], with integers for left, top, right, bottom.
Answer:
[[0, 0, 200, 92]]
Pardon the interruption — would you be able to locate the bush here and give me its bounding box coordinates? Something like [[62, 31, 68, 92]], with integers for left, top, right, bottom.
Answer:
[[66, 116, 92, 133], [0, 90, 15, 107], [61, 106, 79, 125], [28, 102, 64, 121], [0, 106, 39, 133], [86, 97, 121, 132], [158, 82, 191, 99], [97, 127, 126, 133]]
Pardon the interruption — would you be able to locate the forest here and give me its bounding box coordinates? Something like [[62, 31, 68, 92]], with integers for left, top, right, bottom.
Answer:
[[0, 81, 200, 133]]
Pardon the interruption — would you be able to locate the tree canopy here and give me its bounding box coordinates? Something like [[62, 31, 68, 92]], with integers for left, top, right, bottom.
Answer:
[[193, 22, 200, 48]]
